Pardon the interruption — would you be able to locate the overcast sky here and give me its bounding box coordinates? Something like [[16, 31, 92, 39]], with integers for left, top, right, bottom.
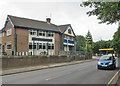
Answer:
[[0, 0, 119, 42]]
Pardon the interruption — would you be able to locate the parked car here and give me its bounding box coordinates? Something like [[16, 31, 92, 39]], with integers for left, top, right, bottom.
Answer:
[[97, 55, 116, 70]]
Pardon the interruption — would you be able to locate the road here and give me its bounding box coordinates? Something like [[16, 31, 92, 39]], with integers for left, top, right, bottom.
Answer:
[[2, 58, 120, 84]]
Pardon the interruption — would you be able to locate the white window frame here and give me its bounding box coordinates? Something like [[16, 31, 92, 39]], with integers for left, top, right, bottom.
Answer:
[[48, 43, 54, 50], [38, 31, 46, 37], [7, 29, 12, 36], [39, 43, 46, 50], [29, 30, 37, 35], [6, 42, 12, 50], [48, 32, 54, 37]]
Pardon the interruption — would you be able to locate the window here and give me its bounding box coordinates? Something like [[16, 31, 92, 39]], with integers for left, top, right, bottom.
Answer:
[[48, 32, 54, 37], [39, 43, 46, 49], [29, 43, 32, 49], [7, 29, 12, 36], [7, 21, 11, 28], [68, 29, 71, 34], [52, 44, 54, 49], [64, 35, 67, 39], [48, 44, 54, 49], [7, 42, 12, 50], [39, 43, 42, 49], [70, 36, 73, 40], [38, 31, 46, 36], [48, 44, 51, 49], [43, 43, 46, 49], [33, 43, 36, 49], [29, 30, 37, 35], [29, 43, 36, 49]]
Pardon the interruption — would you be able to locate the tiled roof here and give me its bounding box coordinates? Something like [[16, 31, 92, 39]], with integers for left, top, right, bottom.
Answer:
[[8, 15, 70, 33]]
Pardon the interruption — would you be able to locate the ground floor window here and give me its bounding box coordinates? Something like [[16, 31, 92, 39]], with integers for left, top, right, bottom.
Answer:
[[48, 44, 54, 49], [43, 43, 46, 49], [29, 43, 32, 49], [33, 43, 36, 49], [6, 42, 12, 50], [29, 42, 54, 50]]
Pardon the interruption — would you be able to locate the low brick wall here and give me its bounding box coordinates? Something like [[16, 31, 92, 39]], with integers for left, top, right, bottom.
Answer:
[[2, 55, 92, 70]]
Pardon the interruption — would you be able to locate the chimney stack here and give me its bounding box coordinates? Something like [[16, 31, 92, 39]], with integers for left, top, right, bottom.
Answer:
[[46, 18, 51, 24]]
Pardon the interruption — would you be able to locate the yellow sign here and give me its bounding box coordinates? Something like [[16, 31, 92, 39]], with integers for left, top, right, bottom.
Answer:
[[64, 27, 75, 37], [99, 48, 114, 51]]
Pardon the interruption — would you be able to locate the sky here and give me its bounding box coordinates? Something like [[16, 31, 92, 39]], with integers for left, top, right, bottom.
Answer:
[[0, 0, 119, 42]]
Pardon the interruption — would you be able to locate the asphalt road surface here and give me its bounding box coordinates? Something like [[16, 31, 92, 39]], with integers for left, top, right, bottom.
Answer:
[[2, 58, 120, 84]]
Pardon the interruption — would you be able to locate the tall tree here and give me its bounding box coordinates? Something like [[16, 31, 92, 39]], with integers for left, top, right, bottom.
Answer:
[[93, 40, 112, 55], [80, 1, 120, 57], [80, 1, 120, 24], [76, 35, 86, 52], [112, 27, 120, 57], [86, 31, 93, 55]]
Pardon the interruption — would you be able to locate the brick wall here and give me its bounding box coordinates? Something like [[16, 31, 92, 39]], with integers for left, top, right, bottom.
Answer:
[[16, 28, 29, 53], [2, 56, 69, 70], [2, 18, 15, 55], [54, 33, 61, 55], [2, 55, 92, 70]]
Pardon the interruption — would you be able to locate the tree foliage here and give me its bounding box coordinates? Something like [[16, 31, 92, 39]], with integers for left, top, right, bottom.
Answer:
[[80, 1, 120, 24], [93, 40, 112, 54], [111, 27, 120, 57], [86, 31, 93, 55], [76, 35, 86, 52]]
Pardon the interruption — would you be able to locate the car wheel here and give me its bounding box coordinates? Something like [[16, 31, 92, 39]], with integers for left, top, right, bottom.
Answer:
[[112, 65, 116, 70], [97, 65, 100, 69]]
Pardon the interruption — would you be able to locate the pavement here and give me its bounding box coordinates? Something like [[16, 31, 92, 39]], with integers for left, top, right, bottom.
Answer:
[[1, 59, 94, 76], [2, 58, 120, 84], [117, 77, 120, 86]]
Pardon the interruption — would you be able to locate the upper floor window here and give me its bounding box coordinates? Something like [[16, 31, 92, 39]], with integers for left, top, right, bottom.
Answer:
[[70, 36, 73, 41], [68, 29, 72, 34], [7, 29, 12, 36], [48, 32, 54, 37], [38, 31, 46, 36], [29, 30, 37, 35], [7, 21, 11, 28]]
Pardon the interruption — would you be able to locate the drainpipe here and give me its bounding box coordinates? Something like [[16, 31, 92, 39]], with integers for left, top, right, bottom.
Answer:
[[67, 39, 68, 57], [33, 41, 34, 56], [14, 28, 17, 56]]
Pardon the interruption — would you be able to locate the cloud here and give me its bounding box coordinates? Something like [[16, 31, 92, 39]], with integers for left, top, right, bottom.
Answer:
[[0, 1, 118, 42]]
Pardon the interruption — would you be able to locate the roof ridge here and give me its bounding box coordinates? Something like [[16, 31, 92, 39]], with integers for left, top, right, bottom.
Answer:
[[8, 15, 58, 27]]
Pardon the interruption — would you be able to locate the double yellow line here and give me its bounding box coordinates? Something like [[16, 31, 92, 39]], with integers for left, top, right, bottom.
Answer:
[[107, 69, 120, 86]]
